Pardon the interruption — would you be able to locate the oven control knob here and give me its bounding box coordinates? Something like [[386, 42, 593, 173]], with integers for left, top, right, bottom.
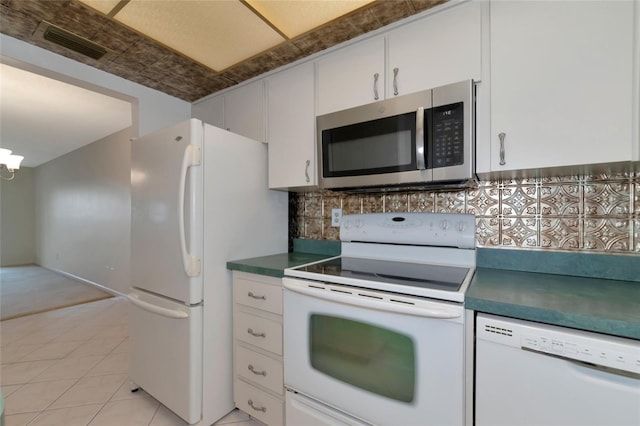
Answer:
[[456, 221, 466, 232], [355, 219, 364, 228], [440, 220, 450, 230], [343, 219, 352, 229]]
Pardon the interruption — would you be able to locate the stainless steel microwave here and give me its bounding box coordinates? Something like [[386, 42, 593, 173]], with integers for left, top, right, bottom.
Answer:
[[317, 79, 475, 192]]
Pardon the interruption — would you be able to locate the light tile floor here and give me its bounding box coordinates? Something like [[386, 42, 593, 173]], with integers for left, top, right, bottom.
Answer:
[[1, 296, 263, 426]]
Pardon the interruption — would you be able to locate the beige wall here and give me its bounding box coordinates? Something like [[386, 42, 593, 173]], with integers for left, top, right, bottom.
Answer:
[[2, 34, 192, 294], [1, 167, 36, 266], [34, 128, 133, 294]]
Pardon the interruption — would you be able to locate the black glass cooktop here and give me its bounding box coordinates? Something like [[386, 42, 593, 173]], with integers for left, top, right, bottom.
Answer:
[[295, 257, 469, 293]]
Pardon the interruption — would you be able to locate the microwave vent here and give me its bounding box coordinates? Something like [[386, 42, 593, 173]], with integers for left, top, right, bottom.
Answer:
[[329, 178, 478, 194]]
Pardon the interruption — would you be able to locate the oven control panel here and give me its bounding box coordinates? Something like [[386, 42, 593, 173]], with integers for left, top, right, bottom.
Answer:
[[340, 212, 476, 249]]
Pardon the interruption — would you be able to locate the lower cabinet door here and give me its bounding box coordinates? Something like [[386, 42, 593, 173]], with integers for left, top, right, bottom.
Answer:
[[235, 379, 284, 426]]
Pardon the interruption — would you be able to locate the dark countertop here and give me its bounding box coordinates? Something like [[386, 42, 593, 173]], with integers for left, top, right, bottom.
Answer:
[[227, 252, 335, 278], [227, 242, 639, 341], [466, 267, 640, 340]]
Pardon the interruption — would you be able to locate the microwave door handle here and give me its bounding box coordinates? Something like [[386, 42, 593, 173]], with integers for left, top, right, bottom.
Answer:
[[416, 106, 426, 170]]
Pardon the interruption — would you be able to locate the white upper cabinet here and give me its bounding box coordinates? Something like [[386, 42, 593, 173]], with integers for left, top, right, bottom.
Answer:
[[316, 1, 482, 116], [386, 1, 482, 97], [483, 0, 638, 173], [191, 94, 224, 129], [267, 62, 317, 190], [317, 36, 385, 115], [192, 80, 265, 142], [225, 80, 265, 142]]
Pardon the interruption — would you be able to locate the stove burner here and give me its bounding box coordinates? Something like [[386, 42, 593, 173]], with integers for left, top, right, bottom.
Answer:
[[296, 257, 469, 293]]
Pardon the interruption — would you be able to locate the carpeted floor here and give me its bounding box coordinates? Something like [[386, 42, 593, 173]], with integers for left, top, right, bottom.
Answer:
[[0, 265, 113, 320]]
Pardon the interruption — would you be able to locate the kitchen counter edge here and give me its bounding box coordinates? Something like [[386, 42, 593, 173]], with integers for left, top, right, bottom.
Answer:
[[227, 252, 335, 278], [227, 243, 639, 341]]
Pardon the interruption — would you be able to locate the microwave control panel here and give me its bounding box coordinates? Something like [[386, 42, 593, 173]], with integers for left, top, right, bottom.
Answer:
[[430, 102, 464, 169]]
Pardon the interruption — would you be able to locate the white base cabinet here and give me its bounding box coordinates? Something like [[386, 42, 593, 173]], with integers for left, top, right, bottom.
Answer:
[[481, 0, 638, 174], [232, 271, 284, 426]]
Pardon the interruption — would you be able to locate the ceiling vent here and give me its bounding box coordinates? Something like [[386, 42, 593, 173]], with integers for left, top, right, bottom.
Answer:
[[35, 21, 109, 60]]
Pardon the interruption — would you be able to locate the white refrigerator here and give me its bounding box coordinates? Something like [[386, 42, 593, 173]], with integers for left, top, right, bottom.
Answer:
[[128, 119, 288, 425]]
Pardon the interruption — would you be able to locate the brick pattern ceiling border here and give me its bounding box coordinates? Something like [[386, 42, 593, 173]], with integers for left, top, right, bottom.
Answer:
[[0, 0, 446, 102]]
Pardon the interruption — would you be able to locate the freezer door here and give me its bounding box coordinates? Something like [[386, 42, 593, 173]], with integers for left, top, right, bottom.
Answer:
[[129, 289, 203, 424], [131, 119, 203, 304]]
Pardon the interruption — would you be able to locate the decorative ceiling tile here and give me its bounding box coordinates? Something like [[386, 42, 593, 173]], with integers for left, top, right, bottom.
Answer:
[[246, 0, 374, 39], [0, 0, 444, 101], [115, 1, 285, 71]]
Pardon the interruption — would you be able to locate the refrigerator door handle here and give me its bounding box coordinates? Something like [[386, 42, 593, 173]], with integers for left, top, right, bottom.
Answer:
[[179, 144, 202, 278], [128, 293, 189, 319]]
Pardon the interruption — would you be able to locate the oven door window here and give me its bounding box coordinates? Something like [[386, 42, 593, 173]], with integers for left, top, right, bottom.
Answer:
[[309, 314, 415, 403], [321, 112, 417, 177]]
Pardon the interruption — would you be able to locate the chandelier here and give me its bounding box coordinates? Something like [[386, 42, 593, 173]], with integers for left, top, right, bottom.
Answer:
[[0, 148, 24, 180]]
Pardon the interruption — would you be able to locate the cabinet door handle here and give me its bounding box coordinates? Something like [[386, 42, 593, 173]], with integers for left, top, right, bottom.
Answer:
[[247, 328, 266, 338], [393, 67, 399, 96], [248, 364, 267, 376], [305, 159, 310, 183], [498, 132, 506, 165], [247, 291, 266, 300], [373, 72, 380, 100], [248, 400, 267, 413]]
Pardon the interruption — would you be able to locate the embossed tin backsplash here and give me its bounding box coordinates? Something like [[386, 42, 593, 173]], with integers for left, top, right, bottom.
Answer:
[[290, 173, 640, 253]]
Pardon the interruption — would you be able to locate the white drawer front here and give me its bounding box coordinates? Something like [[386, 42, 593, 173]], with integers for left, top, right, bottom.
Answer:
[[234, 276, 282, 314], [235, 379, 284, 426], [235, 311, 282, 355], [236, 345, 283, 395]]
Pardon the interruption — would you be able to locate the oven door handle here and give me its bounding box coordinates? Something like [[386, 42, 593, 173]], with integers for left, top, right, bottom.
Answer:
[[284, 281, 461, 319]]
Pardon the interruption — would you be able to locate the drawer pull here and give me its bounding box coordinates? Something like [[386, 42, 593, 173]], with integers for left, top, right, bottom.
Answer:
[[247, 291, 266, 300], [248, 364, 267, 376], [247, 328, 266, 338], [248, 399, 267, 413]]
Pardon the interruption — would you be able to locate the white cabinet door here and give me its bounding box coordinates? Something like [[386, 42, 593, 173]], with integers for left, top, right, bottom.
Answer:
[[225, 80, 265, 142], [192, 95, 224, 129], [487, 0, 636, 172], [192, 81, 265, 142], [317, 36, 385, 115], [267, 62, 316, 189], [386, 1, 482, 97]]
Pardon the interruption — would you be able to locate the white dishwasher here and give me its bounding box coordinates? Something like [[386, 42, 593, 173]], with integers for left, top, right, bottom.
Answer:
[[476, 313, 640, 426]]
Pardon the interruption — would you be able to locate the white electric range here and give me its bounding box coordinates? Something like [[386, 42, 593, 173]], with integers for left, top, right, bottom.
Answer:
[[283, 212, 476, 426]]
